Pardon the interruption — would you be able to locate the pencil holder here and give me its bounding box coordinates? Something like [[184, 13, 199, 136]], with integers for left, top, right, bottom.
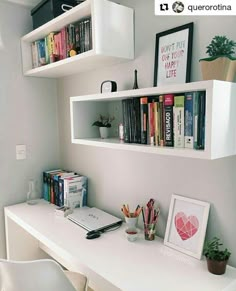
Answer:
[[125, 216, 138, 229], [144, 223, 156, 241]]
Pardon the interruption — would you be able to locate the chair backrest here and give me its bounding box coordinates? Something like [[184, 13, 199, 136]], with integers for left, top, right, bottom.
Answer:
[[0, 259, 76, 291]]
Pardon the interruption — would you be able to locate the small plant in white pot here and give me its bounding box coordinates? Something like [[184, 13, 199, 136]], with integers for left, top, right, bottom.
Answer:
[[203, 237, 231, 275], [199, 35, 236, 81], [92, 114, 115, 139]]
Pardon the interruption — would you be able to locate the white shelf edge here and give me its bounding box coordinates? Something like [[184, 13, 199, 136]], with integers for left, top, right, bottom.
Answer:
[[71, 138, 209, 159], [70, 80, 217, 101]]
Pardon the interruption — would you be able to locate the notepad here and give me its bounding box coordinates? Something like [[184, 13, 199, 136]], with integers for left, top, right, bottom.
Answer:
[[67, 207, 122, 232]]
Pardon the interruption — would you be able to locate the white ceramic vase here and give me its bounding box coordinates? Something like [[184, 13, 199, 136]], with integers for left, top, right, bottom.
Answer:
[[99, 127, 109, 139]]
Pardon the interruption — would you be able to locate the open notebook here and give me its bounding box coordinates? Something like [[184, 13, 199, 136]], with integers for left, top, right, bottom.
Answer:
[[67, 207, 122, 232]]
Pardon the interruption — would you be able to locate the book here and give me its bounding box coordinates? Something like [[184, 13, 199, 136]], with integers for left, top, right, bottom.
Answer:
[[196, 91, 206, 150], [43, 169, 62, 201], [164, 94, 174, 147], [193, 92, 200, 149], [174, 95, 185, 148], [53, 172, 75, 206], [148, 100, 155, 146], [184, 92, 195, 149], [122, 99, 130, 143], [140, 97, 148, 144], [158, 95, 165, 146], [63, 175, 88, 209], [153, 99, 159, 146]]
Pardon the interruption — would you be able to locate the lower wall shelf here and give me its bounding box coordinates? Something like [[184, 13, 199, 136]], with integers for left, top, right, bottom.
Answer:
[[72, 138, 208, 159]]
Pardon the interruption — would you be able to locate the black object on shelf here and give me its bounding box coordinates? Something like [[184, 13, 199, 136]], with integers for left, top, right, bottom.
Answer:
[[133, 69, 139, 89], [31, 0, 81, 30]]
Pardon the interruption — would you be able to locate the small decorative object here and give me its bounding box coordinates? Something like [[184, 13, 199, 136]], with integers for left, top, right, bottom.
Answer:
[[121, 204, 142, 242], [92, 114, 115, 139], [142, 198, 160, 241], [125, 228, 138, 242], [164, 194, 210, 259], [199, 35, 236, 81], [118, 123, 124, 141], [26, 179, 38, 205], [203, 237, 231, 275], [100, 80, 117, 93], [133, 69, 139, 89], [154, 22, 193, 86]]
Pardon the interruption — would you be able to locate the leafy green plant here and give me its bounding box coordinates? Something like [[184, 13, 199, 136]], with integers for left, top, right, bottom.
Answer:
[[203, 237, 231, 261], [206, 36, 236, 57], [92, 114, 115, 128]]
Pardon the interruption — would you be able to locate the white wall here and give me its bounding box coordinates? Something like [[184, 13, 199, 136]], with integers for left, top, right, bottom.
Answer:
[[0, 2, 59, 258], [57, 0, 236, 267]]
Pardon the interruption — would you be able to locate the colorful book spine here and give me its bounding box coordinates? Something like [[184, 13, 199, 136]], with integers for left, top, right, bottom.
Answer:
[[148, 101, 155, 145], [158, 95, 164, 146], [174, 95, 185, 148], [140, 97, 148, 144], [194, 92, 200, 149], [43, 169, 62, 201], [164, 94, 174, 147], [184, 92, 195, 149]]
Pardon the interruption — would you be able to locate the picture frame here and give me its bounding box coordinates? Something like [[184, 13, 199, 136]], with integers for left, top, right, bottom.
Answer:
[[164, 194, 210, 259], [154, 22, 193, 86]]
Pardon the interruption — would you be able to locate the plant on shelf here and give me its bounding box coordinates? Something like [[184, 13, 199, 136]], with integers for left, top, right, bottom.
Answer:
[[199, 35, 236, 81], [92, 114, 115, 128], [203, 236, 231, 275], [92, 115, 115, 139]]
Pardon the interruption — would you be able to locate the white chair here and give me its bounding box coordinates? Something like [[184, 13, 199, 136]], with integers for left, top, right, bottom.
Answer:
[[0, 259, 87, 291]]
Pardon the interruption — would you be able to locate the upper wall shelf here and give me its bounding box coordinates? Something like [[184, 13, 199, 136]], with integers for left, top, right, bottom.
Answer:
[[70, 80, 236, 160], [21, 0, 134, 78]]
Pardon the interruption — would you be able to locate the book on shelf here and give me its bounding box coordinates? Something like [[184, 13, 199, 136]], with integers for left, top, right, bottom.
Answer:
[[174, 95, 185, 148], [158, 95, 165, 146], [140, 97, 148, 144], [184, 91, 197, 149], [196, 91, 206, 150], [153, 99, 159, 146], [122, 99, 130, 143], [164, 94, 174, 147], [148, 99, 156, 146]]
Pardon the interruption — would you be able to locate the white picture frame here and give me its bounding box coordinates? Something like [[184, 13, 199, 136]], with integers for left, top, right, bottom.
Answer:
[[164, 194, 210, 259]]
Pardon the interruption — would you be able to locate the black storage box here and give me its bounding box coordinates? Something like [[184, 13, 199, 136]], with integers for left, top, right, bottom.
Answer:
[[31, 0, 81, 29]]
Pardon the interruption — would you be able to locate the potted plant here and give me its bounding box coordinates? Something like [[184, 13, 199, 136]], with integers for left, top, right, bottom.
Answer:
[[199, 35, 236, 81], [203, 237, 231, 275], [92, 114, 115, 139]]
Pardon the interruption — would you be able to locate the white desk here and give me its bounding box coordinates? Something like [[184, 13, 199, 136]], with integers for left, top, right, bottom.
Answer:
[[4, 200, 236, 291]]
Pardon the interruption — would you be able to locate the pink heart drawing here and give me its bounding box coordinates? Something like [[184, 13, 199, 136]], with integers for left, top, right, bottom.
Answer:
[[174, 212, 199, 241]]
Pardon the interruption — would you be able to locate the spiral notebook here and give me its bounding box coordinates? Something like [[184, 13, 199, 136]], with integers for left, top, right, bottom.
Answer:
[[67, 207, 122, 232]]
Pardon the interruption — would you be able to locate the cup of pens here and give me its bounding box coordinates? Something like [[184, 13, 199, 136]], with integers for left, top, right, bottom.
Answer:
[[142, 198, 160, 241], [121, 204, 142, 242]]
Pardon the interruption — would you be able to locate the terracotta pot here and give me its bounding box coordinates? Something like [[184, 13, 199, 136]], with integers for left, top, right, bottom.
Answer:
[[199, 56, 236, 82], [206, 258, 228, 275]]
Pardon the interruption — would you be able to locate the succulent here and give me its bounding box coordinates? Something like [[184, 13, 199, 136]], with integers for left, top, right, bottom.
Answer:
[[203, 237, 231, 261], [206, 36, 236, 57]]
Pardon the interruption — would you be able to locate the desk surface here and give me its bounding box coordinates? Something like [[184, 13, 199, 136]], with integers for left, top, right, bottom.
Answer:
[[4, 200, 236, 291]]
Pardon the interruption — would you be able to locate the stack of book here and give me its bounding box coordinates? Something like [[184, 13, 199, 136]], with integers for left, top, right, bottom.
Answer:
[[31, 17, 92, 68], [122, 90, 206, 150], [43, 169, 88, 208]]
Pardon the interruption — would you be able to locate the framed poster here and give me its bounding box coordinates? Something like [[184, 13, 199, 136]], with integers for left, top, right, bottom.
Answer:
[[154, 22, 193, 86], [164, 194, 210, 259]]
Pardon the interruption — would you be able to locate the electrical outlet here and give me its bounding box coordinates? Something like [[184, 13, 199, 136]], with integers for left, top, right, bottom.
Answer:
[[16, 144, 26, 160]]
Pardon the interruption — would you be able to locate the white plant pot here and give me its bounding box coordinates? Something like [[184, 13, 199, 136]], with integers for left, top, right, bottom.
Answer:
[[99, 127, 109, 139]]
